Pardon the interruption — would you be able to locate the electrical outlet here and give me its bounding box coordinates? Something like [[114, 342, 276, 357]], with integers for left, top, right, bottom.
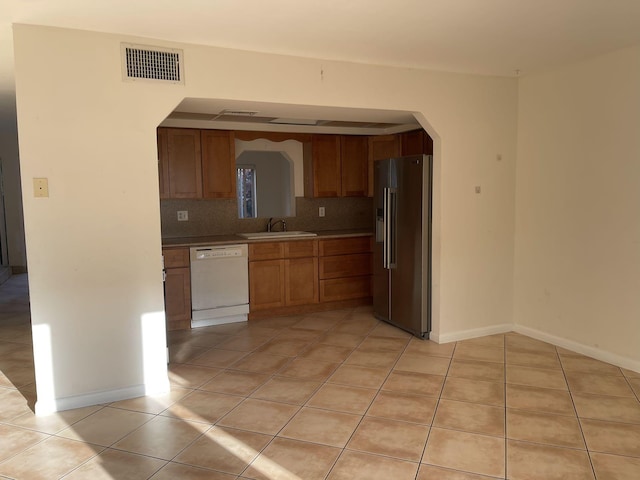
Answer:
[[475, 186, 481, 194], [319, 206, 325, 217], [177, 211, 189, 221], [33, 178, 49, 198]]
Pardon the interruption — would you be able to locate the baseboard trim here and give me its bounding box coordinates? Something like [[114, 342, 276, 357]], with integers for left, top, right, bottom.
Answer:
[[513, 324, 640, 374], [433, 323, 639, 374], [431, 323, 513, 344], [34, 380, 170, 416]]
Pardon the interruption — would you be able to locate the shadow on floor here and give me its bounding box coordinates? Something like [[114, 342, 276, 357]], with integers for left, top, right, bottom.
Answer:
[[0, 274, 36, 411]]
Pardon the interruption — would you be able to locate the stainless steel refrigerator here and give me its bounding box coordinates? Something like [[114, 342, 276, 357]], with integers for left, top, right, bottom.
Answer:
[[373, 155, 432, 338]]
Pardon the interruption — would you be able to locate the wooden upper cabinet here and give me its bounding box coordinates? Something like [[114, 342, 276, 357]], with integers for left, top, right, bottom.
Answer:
[[340, 136, 368, 197], [157, 128, 170, 199], [306, 134, 370, 198], [164, 128, 202, 199], [310, 134, 341, 197], [201, 130, 236, 199], [401, 129, 434, 156], [368, 134, 400, 197]]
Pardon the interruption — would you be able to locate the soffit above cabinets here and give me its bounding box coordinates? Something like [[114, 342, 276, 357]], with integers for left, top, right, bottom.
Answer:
[[159, 98, 423, 135]]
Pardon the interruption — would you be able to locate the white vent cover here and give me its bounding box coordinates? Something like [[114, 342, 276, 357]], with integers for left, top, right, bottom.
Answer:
[[121, 43, 184, 84]]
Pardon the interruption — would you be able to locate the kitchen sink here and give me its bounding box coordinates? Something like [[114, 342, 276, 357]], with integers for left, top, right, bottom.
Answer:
[[238, 231, 317, 240]]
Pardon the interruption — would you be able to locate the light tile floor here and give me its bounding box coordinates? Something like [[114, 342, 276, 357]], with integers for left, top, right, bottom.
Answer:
[[0, 274, 639, 479]]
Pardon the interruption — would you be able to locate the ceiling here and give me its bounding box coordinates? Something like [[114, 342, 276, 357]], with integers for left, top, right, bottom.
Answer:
[[2, 0, 640, 130], [163, 99, 423, 135]]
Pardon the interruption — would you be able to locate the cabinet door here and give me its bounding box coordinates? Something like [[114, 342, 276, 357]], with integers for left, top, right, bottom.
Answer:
[[157, 128, 170, 199], [401, 129, 433, 156], [249, 260, 285, 310], [312, 134, 341, 197], [340, 136, 368, 197], [285, 257, 319, 306], [202, 130, 236, 199], [164, 267, 191, 330], [166, 128, 202, 198], [368, 134, 400, 197]]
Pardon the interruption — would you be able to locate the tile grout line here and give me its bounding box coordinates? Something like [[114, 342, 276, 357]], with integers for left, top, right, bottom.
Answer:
[[315, 317, 415, 480], [555, 344, 597, 480], [233, 308, 369, 479], [417, 337, 457, 478], [503, 333, 508, 480], [243, 312, 346, 479], [4, 293, 639, 480]]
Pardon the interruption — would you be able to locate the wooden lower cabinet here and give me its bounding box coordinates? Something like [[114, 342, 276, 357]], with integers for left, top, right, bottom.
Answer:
[[318, 236, 373, 303], [285, 257, 319, 306], [248, 240, 318, 312], [249, 259, 286, 310], [320, 275, 372, 302], [319, 253, 371, 279], [162, 247, 191, 331]]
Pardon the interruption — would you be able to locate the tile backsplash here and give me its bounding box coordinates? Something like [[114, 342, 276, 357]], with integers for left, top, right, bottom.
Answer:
[[160, 197, 374, 238]]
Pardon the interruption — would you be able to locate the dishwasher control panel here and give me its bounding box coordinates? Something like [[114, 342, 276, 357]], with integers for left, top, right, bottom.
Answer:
[[192, 245, 247, 260]]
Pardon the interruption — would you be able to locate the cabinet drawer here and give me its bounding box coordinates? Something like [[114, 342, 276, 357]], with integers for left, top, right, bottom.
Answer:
[[319, 236, 372, 256], [249, 242, 285, 261], [163, 248, 189, 268], [320, 276, 372, 302], [319, 253, 371, 279], [284, 240, 318, 258]]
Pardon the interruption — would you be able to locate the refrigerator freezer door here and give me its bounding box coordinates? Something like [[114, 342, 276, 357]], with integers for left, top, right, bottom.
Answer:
[[390, 156, 424, 336], [373, 160, 391, 321]]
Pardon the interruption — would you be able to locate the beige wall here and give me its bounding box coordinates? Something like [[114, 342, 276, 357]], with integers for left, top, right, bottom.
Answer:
[[514, 45, 640, 366], [14, 25, 518, 409]]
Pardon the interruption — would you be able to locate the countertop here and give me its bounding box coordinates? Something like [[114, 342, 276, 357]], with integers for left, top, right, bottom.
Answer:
[[162, 229, 374, 248]]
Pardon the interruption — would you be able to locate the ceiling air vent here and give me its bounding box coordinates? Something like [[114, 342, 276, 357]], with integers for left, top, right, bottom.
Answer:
[[121, 43, 184, 84]]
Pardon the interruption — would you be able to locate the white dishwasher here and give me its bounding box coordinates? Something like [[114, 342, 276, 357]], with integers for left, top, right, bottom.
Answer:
[[190, 244, 249, 328]]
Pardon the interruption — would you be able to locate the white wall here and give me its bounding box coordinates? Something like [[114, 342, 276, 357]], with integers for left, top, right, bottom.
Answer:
[[514, 45, 640, 367], [14, 25, 517, 410]]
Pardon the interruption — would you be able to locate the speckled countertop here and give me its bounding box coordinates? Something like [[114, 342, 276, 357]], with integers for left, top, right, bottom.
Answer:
[[162, 229, 373, 248]]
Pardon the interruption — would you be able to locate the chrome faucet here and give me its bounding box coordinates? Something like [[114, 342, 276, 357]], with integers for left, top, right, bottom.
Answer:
[[267, 217, 287, 232]]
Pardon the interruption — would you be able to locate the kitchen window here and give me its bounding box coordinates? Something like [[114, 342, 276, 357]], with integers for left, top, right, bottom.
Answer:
[[237, 165, 257, 218]]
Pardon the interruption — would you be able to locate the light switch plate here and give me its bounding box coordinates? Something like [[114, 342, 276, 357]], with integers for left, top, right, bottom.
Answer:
[[177, 210, 188, 221], [33, 178, 49, 198]]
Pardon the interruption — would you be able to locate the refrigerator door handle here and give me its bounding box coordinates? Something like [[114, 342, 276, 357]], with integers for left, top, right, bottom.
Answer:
[[384, 187, 397, 269], [383, 187, 389, 269], [388, 188, 397, 269]]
